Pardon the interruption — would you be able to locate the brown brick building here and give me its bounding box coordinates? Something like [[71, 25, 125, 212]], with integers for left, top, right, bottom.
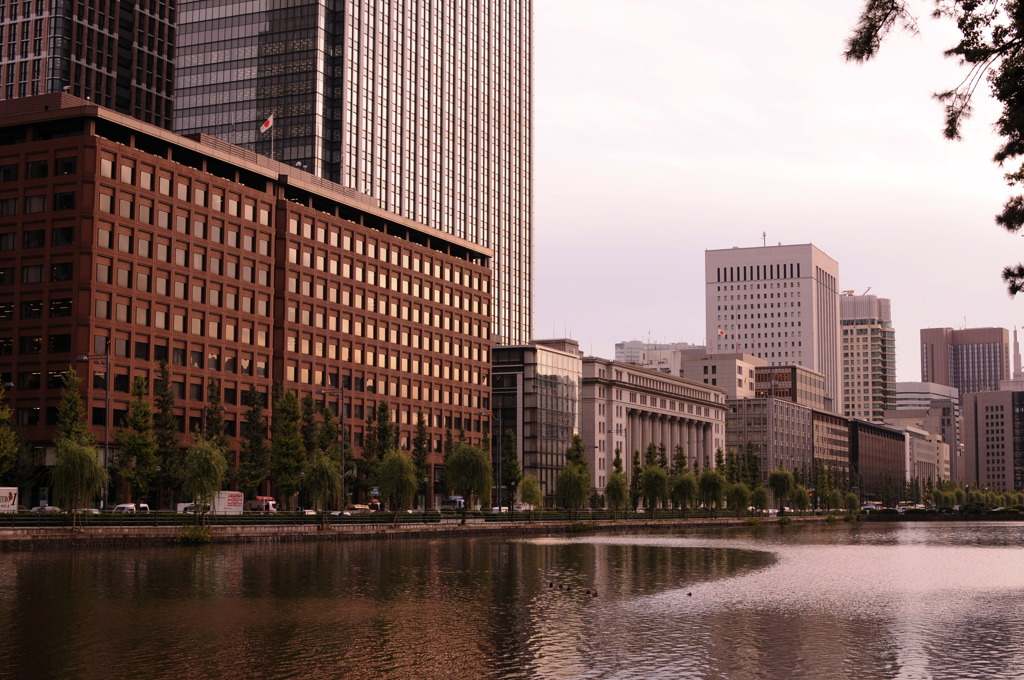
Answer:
[[0, 94, 492, 507]]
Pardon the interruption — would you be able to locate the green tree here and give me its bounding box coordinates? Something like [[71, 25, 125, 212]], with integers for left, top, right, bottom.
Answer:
[[411, 412, 431, 509], [238, 385, 270, 498], [52, 368, 107, 525], [644, 442, 658, 467], [768, 467, 794, 514], [379, 450, 418, 525], [742, 442, 761, 488], [270, 389, 306, 509], [520, 475, 544, 521], [605, 471, 629, 519], [672, 444, 687, 472], [629, 450, 643, 510], [304, 453, 341, 528], [844, 491, 861, 514], [182, 438, 228, 524], [300, 394, 320, 456], [845, 0, 1024, 292], [792, 484, 811, 515], [204, 377, 227, 451], [751, 485, 771, 515], [824, 489, 844, 513], [726, 482, 751, 517], [361, 401, 396, 494], [446, 443, 492, 524], [113, 376, 158, 504], [698, 468, 726, 516], [672, 471, 698, 517], [153, 361, 181, 506], [0, 384, 21, 484], [639, 465, 669, 518], [501, 428, 522, 508], [557, 434, 591, 519]]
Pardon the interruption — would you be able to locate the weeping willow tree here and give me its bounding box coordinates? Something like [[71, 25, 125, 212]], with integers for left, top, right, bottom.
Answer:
[[182, 438, 228, 525], [51, 369, 107, 529], [305, 452, 342, 529]]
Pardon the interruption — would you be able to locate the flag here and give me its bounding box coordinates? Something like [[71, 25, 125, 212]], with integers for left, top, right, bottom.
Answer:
[[259, 113, 274, 134], [718, 328, 725, 337]]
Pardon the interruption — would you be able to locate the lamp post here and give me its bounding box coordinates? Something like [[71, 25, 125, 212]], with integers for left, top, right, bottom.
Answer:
[[76, 345, 111, 510], [316, 386, 346, 508]]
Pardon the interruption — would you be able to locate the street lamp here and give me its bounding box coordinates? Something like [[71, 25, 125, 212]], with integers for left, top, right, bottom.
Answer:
[[316, 386, 346, 508], [76, 345, 111, 510]]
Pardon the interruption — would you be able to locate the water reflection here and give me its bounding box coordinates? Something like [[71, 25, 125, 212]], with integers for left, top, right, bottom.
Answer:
[[1, 524, 1023, 679]]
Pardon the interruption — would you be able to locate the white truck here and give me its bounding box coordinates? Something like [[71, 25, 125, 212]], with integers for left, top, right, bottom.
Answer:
[[0, 487, 17, 513], [210, 490, 244, 515]]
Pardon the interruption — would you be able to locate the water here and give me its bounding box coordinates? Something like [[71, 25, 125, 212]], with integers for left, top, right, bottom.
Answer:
[[1, 522, 1023, 679]]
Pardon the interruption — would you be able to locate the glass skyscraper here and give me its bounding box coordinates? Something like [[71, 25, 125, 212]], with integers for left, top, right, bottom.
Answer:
[[174, 0, 533, 344]]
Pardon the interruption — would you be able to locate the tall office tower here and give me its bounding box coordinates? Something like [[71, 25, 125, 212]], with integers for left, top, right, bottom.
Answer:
[[706, 243, 841, 408], [963, 390, 1024, 491], [0, 0, 175, 128], [174, 0, 533, 344], [840, 293, 895, 421], [920, 327, 1010, 395]]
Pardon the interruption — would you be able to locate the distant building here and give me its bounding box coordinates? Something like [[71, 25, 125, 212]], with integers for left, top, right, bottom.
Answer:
[[889, 382, 962, 481], [841, 293, 895, 421], [848, 420, 906, 502], [640, 350, 765, 400], [492, 340, 582, 505], [754, 364, 828, 411], [920, 327, 1010, 395], [962, 390, 1024, 491], [726, 397, 813, 481], [615, 340, 703, 364], [706, 243, 840, 406], [582, 358, 726, 497]]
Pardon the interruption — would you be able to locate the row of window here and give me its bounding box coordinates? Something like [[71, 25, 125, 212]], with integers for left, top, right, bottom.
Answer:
[[0, 190, 76, 216]]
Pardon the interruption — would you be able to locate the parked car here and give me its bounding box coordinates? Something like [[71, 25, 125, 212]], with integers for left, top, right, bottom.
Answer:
[[112, 503, 150, 514], [29, 505, 62, 513], [72, 508, 100, 515]]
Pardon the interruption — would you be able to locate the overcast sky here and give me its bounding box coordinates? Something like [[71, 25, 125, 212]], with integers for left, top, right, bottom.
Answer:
[[533, 0, 1022, 382]]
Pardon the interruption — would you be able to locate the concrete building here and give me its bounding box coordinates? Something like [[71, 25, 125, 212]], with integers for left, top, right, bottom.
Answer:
[[754, 364, 827, 411], [962, 390, 1024, 491], [492, 340, 582, 505], [582, 357, 726, 495], [0, 94, 493, 506], [887, 425, 949, 483], [640, 350, 764, 399], [726, 397, 813, 481], [812, 409, 851, 486], [615, 340, 703, 364], [706, 243, 840, 406], [175, 0, 534, 345], [889, 381, 962, 481], [0, 0, 175, 128], [848, 420, 906, 502], [840, 293, 895, 421], [920, 327, 1011, 395]]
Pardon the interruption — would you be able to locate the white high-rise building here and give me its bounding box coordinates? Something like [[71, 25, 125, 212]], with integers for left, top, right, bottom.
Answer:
[[841, 293, 895, 421], [706, 244, 840, 408]]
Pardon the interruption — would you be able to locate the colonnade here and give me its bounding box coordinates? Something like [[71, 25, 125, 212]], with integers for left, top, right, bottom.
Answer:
[[612, 408, 715, 479]]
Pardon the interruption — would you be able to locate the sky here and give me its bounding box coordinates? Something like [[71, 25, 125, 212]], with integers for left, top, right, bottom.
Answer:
[[532, 0, 1023, 382]]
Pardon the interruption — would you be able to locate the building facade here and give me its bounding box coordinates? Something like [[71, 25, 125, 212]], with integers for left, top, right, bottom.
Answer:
[[841, 293, 895, 421], [726, 397, 813, 481], [492, 339, 582, 505], [705, 243, 840, 407], [962, 390, 1024, 491], [920, 327, 1010, 395], [0, 2, 174, 128], [848, 419, 906, 502], [615, 340, 703, 364], [175, 0, 533, 345], [0, 95, 492, 506], [889, 381, 962, 481], [582, 357, 726, 496]]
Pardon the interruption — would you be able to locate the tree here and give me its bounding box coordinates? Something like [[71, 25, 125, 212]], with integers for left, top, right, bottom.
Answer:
[[557, 434, 591, 519], [270, 389, 306, 509], [501, 428, 522, 508], [204, 377, 227, 451], [726, 482, 751, 517], [0, 384, 21, 484], [768, 467, 794, 514], [446, 443, 492, 524], [742, 442, 761, 488], [672, 444, 687, 472], [361, 401, 395, 494], [520, 475, 543, 521], [153, 361, 181, 506], [300, 394, 320, 456], [672, 471, 698, 518], [379, 450, 418, 525], [182, 438, 228, 524], [825, 489, 844, 513], [411, 412, 431, 509], [845, 0, 1024, 292], [605, 471, 628, 519], [113, 376, 158, 504], [304, 453, 342, 528], [52, 368, 107, 526], [639, 465, 669, 518], [698, 468, 726, 516], [844, 491, 861, 514], [629, 450, 643, 511], [751, 486, 771, 515], [238, 385, 270, 498], [791, 484, 811, 515]]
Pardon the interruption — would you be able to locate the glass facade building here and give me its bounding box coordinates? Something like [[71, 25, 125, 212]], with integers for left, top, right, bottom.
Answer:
[[174, 0, 533, 345]]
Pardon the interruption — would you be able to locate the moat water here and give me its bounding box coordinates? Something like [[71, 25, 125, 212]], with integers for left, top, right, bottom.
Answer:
[[1, 522, 1023, 679]]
